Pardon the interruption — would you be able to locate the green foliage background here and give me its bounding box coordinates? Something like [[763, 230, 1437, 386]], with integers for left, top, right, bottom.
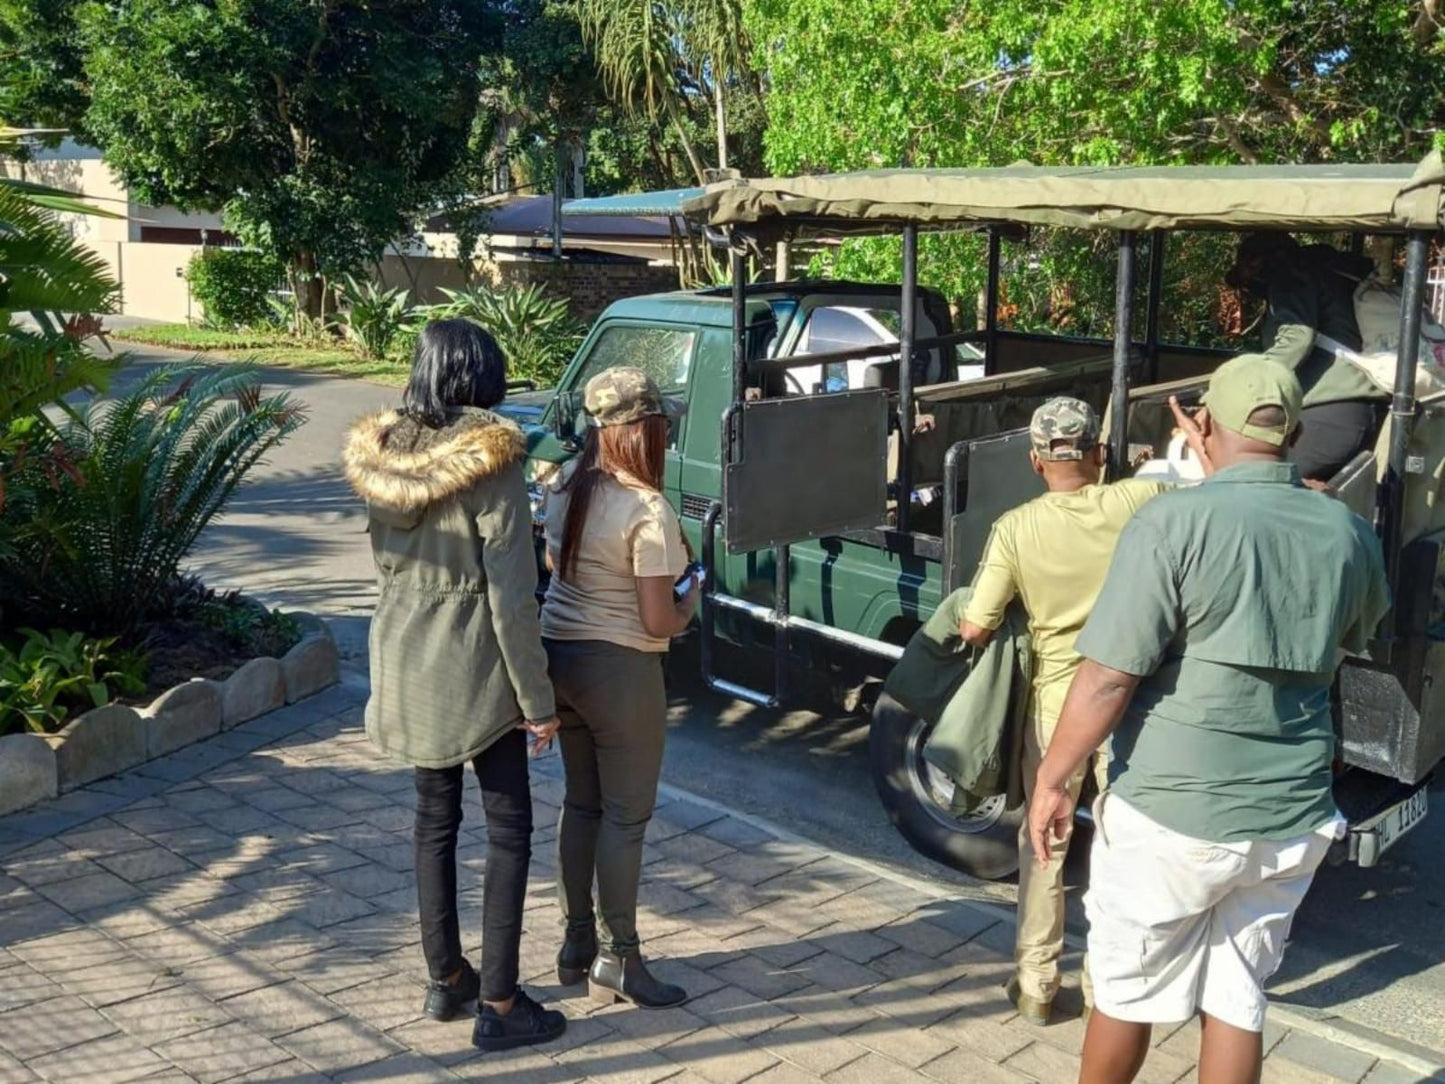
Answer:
[[747, 0, 1444, 342]]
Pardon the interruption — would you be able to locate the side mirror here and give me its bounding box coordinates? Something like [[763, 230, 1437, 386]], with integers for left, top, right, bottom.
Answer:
[[553, 390, 586, 451]]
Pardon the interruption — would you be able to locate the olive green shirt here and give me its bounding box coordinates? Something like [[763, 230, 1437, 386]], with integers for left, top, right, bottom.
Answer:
[[1259, 245, 1385, 407], [1076, 461, 1390, 842]]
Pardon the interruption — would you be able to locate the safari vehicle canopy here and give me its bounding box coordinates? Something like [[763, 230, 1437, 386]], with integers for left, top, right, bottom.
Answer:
[[563, 156, 1445, 873]]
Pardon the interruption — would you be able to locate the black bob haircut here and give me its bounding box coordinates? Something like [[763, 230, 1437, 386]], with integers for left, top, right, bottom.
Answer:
[[403, 318, 508, 427]]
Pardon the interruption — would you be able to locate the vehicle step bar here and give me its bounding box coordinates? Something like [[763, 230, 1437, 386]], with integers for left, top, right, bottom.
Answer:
[[699, 501, 904, 710]]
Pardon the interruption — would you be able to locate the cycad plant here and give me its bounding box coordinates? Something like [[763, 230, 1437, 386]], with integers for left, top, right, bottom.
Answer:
[[0, 176, 120, 436], [340, 274, 411, 359], [436, 283, 584, 387], [0, 365, 305, 632]]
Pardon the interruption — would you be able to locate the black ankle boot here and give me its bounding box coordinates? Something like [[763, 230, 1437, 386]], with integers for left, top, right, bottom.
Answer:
[[422, 960, 480, 1022], [588, 949, 687, 1010], [556, 924, 598, 986]]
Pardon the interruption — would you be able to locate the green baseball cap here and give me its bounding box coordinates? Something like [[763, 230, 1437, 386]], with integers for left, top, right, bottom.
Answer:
[[1029, 396, 1100, 461], [1201, 354, 1302, 447], [583, 366, 686, 428]]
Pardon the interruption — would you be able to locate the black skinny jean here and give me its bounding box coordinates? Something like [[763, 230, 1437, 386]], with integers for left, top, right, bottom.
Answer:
[[413, 727, 532, 1002]]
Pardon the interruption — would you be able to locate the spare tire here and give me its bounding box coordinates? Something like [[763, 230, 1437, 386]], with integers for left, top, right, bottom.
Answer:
[[868, 691, 1022, 880]]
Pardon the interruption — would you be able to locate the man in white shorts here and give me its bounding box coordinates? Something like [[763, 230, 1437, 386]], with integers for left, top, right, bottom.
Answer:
[[1025, 355, 1390, 1083]]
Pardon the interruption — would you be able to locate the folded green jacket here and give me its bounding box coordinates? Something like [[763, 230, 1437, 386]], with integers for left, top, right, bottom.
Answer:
[[883, 587, 1033, 812]]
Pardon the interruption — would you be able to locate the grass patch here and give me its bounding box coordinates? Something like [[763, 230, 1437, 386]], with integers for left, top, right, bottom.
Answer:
[[112, 323, 293, 351], [112, 323, 409, 385]]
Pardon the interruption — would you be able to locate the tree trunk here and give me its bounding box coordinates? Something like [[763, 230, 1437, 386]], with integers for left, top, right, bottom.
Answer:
[[714, 81, 728, 169], [665, 95, 709, 185], [293, 252, 323, 320], [571, 142, 586, 199]]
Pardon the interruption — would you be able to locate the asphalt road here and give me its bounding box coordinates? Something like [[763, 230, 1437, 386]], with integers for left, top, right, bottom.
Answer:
[[118, 346, 1445, 1062]]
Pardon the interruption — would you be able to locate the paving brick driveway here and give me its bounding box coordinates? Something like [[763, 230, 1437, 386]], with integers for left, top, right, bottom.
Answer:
[[0, 682, 1426, 1083]]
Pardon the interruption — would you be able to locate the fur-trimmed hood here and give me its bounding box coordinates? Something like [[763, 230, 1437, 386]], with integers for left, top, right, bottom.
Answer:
[[343, 408, 525, 514]]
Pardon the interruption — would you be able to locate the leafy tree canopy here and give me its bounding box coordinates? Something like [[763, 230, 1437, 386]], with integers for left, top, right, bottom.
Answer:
[[76, 0, 500, 307], [748, 0, 1444, 340], [0, 0, 88, 135]]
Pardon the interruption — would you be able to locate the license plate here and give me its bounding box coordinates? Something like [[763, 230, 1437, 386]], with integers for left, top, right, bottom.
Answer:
[[1375, 788, 1429, 856]]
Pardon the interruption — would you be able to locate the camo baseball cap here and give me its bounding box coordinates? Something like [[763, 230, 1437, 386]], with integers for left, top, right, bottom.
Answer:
[[583, 367, 686, 428], [1029, 397, 1100, 461]]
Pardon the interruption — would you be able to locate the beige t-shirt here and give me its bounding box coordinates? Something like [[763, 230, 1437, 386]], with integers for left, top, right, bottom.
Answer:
[[540, 468, 688, 653]]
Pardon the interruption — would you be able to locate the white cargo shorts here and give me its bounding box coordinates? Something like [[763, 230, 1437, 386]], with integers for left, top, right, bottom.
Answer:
[[1084, 793, 1341, 1033]]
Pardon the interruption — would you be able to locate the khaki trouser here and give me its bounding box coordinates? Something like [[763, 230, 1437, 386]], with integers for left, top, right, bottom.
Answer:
[[546, 638, 668, 955], [1016, 701, 1108, 1004]]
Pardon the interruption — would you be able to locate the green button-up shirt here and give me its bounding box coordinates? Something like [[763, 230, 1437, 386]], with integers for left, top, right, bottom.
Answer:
[[1075, 460, 1390, 842]]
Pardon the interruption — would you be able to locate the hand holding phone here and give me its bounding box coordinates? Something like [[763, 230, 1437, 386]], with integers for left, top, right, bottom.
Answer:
[[674, 562, 706, 600]]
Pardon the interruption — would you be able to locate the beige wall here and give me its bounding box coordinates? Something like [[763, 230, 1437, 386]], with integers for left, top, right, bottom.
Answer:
[[116, 242, 204, 323]]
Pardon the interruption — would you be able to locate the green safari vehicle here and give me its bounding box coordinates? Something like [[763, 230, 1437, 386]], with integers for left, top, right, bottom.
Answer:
[[501, 158, 1445, 880]]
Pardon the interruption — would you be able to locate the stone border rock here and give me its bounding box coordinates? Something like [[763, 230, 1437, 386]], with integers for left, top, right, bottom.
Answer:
[[0, 615, 341, 816]]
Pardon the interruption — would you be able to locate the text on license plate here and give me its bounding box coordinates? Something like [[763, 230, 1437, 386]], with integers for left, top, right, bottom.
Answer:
[[1377, 788, 1430, 854]]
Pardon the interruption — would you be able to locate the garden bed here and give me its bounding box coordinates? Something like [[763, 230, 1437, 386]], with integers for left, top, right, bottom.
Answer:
[[0, 611, 340, 816]]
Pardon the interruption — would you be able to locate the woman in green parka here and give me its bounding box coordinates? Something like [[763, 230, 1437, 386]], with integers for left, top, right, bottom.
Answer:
[[343, 319, 565, 1053]]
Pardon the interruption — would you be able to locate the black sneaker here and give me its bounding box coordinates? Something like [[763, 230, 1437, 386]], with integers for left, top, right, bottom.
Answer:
[[423, 961, 480, 1022], [472, 989, 567, 1052]]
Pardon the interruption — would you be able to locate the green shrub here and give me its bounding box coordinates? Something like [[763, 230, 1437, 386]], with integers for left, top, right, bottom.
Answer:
[[187, 249, 282, 329], [0, 365, 306, 633], [0, 628, 147, 736], [434, 283, 584, 387], [340, 275, 411, 359], [197, 597, 301, 658]]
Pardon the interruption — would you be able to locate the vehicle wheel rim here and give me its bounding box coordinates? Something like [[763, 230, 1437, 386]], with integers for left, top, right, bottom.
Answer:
[[904, 715, 1007, 835]]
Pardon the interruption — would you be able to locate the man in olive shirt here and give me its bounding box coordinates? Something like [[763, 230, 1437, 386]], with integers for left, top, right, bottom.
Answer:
[[1227, 232, 1387, 480], [1028, 356, 1389, 1083], [959, 397, 1165, 1025]]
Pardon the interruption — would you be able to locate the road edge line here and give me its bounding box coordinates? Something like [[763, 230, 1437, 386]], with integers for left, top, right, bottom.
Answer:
[[657, 778, 1445, 1079]]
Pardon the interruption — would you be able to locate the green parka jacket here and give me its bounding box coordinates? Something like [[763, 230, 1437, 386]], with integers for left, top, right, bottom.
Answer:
[[343, 407, 555, 769]]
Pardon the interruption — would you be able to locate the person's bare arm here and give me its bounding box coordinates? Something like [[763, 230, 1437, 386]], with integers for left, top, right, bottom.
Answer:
[[637, 575, 698, 640], [1026, 660, 1141, 862], [959, 620, 995, 648]]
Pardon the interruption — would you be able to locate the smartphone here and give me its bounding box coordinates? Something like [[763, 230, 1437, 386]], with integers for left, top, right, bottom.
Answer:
[[674, 562, 706, 600]]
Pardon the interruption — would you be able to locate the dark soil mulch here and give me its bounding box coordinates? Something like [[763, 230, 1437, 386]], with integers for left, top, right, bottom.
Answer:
[[127, 618, 258, 699]]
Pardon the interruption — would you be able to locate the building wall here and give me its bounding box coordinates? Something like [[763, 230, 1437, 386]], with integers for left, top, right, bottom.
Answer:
[[479, 257, 681, 323], [376, 253, 679, 324], [116, 242, 205, 323]]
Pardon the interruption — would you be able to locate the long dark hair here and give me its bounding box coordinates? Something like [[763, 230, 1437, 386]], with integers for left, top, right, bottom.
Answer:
[[402, 319, 507, 427], [558, 415, 669, 581]]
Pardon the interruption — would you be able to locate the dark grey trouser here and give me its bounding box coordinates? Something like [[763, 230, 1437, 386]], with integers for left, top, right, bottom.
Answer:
[[1292, 399, 1387, 482], [545, 638, 667, 954]]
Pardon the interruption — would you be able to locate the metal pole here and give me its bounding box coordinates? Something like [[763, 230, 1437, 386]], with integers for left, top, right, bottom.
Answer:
[[898, 224, 918, 533], [1382, 230, 1430, 608], [773, 544, 790, 704], [551, 144, 564, 259], [1109, 231, 1138, 474], [731, 245, 747, 408], [984, 228, 1001, 372], [775, 239, 791, 283], [1144, 231, 1166, 384], [941, 441, 969, 593]]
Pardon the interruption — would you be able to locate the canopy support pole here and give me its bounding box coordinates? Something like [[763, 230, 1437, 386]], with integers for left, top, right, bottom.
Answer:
[[731, 245, 747, 409], [984, 228, 1001, 374], [1382, 229, 1430, 621], [1145, 231, 1166, 384], [898, 224, 918, 533], [1109, 231, 1138, 474]]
